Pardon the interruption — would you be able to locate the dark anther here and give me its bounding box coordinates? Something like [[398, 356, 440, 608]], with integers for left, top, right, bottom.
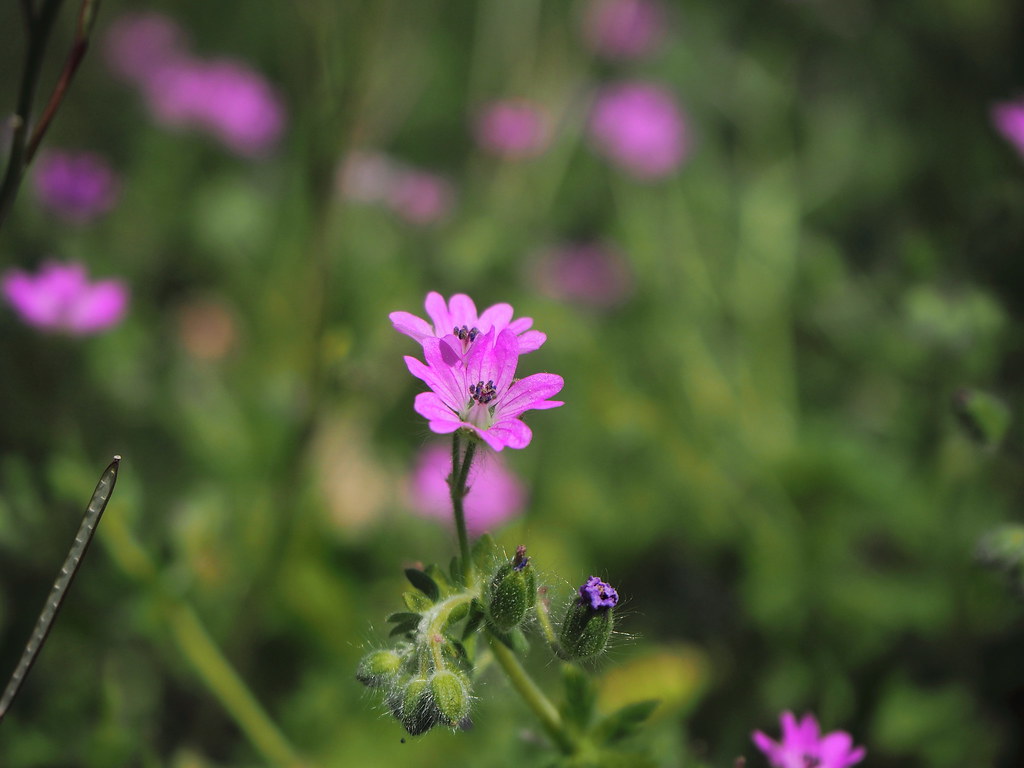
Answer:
[[469, 379, 498, 405], [512, 545, 529, 571], [453, 325, 481, 342]]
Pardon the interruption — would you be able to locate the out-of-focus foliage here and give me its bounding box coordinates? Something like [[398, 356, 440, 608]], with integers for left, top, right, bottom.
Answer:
[[1, 0, 1024, 766]]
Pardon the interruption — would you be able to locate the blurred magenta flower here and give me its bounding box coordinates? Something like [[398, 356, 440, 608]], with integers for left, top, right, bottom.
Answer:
[[103, 12, 189, 86], [32, 151, 120, 223], [533, 243, 632, 308], [992, 99, 1024, 159], [387, 170, 454, 225], [583, 0, 667, 60], [474, 100, 552, 159], [337, 151, 399, 203], [408, 443, 525, 533], [752, 712, 866, 768], [404, 328, 563, 451], [2, 261, 128, 335], [589, 81, 690, 179], [146, 59, 286, 156], [391, 292, 546, 354]]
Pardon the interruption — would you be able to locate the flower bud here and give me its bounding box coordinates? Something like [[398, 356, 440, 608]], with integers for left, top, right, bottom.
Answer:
[[356, 648, 404, 688], [486, 545, 537, 631], [429, 669, 471, 726], [558, 576, 618, 659], [399, 677, 440, 736]]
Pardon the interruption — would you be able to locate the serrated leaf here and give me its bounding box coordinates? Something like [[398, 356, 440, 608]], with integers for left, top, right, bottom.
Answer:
[[402, 591, 433, 612], [561, 664, 596, 729], [591, 700, 659, 745], [386, 611, 422, 624], [404, 568, 440, 601]]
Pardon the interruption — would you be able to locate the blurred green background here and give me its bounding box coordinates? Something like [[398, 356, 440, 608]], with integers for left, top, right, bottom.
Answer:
[[2, 0, 1024, 765]]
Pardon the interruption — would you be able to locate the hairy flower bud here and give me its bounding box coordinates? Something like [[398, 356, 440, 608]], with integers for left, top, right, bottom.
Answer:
[[356, 649, 404, 688], [559, 576, 618, 659], [399, 677, 440, 736], [429, 669, 471, 725], [486, 545, 537, 631]]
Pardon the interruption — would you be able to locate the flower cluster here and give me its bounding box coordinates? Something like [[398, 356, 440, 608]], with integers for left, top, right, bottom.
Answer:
[[752, 711, 866, 768], [392, 293, 563, 451], [337, 151, 454, 226], [2, 261, 128, 335]]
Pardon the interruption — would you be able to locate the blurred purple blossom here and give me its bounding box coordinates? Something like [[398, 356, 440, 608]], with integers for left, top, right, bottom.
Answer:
[[105, 14, 285, 156], [752, 712, 866, 768], [589, 81, 690, 179], [338, 152, 454, 226], [391, 291, 546, 355], [474, 100, 552, 159], [533, 243, 632, 308], [32, 151, 120, 222], [2, 261, 129, 335], [408, 443, 526, 534], [992, 99, 1024, 159], [404, 327, 563, 451], [579, 576, 619, 609], [583, 0, 667, 60]]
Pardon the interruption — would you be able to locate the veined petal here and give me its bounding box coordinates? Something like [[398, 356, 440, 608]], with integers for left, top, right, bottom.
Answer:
[[424, 291, 451, 334], [405, 354, 463, 410], [413, 392, 462, 432], [478, 302, 513, 331], [486, 417, 533, 450], [818, 732, 864, 767], [389, 310, 434, 342], [448, 293, 479, 329], [465, 327, 517, 392], [69, 281, 128, 333], [516, 329, 546, 352], [507, 316, 533, 334], [499, 373, 564, 417]]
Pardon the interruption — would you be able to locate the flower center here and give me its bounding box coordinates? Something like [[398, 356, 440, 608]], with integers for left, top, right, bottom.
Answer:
[[803, 757, 821, 768], [453, 325, 480, 343], [469, 379, 497, 405]]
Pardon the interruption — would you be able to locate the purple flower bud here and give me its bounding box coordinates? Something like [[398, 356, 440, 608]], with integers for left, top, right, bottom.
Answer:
[[579, 576, 618, 609]]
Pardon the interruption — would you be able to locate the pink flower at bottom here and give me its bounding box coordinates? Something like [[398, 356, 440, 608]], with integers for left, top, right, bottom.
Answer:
[[2, 261, 129, 335], [992, 99, 1024, 159], [404, 328, 563, 451], [408, 443, 526, 534], [752, 712, 866, 768]]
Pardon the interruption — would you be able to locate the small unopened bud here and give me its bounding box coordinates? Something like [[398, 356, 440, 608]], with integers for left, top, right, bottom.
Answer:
[[356, 649, 404, 688], [486, 545, 537, 631], [559, 576, 618, 659], [399, 677, 440, 736], [429, 669, 471, 726]]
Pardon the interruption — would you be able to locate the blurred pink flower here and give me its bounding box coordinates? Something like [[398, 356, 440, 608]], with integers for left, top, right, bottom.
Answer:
[[337, 151, 399, 203], [387, 170, 454, 225], [404, 328, 563, 451], [32, 151, 120, 222], [589, 81, 690, 179], [146, 59, 286, 156], [408, 443, 526, 534], [752, 712, 866, 768], [583, 0, 666, 60], [2, 261, 128, 335], [533, 243, 632, 308], [391, 291, 546, 354], [103, 12, 189, 86], [992, 99, 1024, 159], [474, 100, 552, 159]]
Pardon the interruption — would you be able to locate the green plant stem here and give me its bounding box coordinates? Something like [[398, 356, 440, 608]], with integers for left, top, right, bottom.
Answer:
[[534, 591, 567, 660], [486, 631, 576, 755], [101, 513, 311, 768], [450, 433, 477, 586]]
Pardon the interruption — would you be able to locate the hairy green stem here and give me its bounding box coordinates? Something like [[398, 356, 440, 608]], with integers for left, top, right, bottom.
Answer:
[[449, 433, 477, 586], [486, 631, 575, 754]]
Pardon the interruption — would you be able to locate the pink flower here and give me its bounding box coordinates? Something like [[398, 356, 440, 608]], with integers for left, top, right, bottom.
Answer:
[[387, 170, 454, 225], [390, 292, 546, 355], [408, 443, 526, 533], [583, 0, 667, 60], [103, 12, 189, 87], [752, 712, 866, 768], [992, 99, 1024, 159], [474, 100, 552, 159], [533, 243, 632, 308], [589, 81, 690, 179], [2, 261, 129, 335], [404, 328, 563, 451], [32, 151, 120, 223]]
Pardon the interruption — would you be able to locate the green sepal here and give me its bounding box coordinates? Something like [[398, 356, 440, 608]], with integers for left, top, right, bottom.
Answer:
[[429, 669, 471, 725], [404, 568, 440, 601], [559, 601, 614, 659], [403, 590, 433, 612], [591, 700, 659, 745], [399, 677, 440, 736], [489, 626, 529, 655], [472, 533, 499, 572], [561, 664, 596, 729], [444, 601, 470, 630], [355, 649, 404, 688], [426, 563, 453, 595], [449, 556, 463, 587], [463, 599, 486, 640], [386, 611, 421, 624], [485, 558, 536, 631]]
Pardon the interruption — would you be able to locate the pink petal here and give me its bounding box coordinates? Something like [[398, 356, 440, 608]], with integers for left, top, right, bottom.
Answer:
[[499, 373, 564, 417], [424, 291, 451, 334], [516, 329, 547, 352], [3, 272, 60, 326], [485, 417, 533, 450], [447, 293, 479, 330], [477, 302, 513, 332], [389, 310, 434, 342], [819, 732, 864, 767], [405, 354, 463, 411], [413, 392, 461, 433], [507, 315, 533, 334], [67, 280, 128, 333], [751, 730, 782, 762]]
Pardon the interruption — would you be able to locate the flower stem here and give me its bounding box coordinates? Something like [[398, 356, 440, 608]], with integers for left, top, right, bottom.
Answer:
[[486, 631, 576, 755], [449, 432, 477, 586]]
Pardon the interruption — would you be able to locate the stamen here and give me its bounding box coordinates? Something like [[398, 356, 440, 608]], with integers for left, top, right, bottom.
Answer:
[[453, 325, 480, 342], [803, 757, 821, 768], [512, 545, 529, 571], [469, 379, 497, 405]]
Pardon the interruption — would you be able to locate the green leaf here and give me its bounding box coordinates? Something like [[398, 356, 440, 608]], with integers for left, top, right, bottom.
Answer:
[[449, 556, 463, 587], [472, 533, 498, 572], [561, 664, 596, 729], [404, 568, 440, 601], [389, 620, 420, 638], [386, 611, 422, 624], [591, 700, 659, 745], [952, 388, 1011, 448], [402, 591, 433, 612], [489, 627, 529, 655], [425, 563, 452, 595], [462, 600, 486, 640], [444, 601, 470, 630]]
